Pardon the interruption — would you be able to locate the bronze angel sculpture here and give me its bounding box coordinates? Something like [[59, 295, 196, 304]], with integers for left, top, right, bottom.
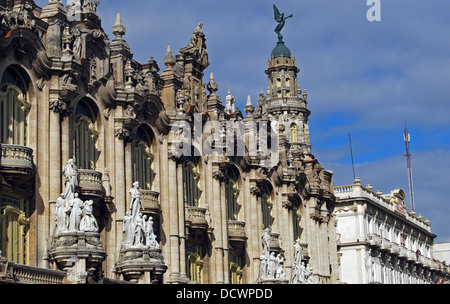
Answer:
[[273, 4, 293, 40]]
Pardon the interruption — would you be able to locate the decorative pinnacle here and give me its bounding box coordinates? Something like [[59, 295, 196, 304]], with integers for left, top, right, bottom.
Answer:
[[244, 95, 254, 116], [207, 72, 218, 95], [163, 45, 175, 68], [112, 13, 126, 38], [246, 95, 252, 106]]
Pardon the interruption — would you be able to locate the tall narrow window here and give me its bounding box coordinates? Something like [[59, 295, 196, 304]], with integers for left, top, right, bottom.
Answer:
[[290, 123, 298, 144], [226, 169, 240, 221], [0, 194, 30, 264], [0, 67, 30, 145], [292, 206, 302, 241], [187, 243, 203, 283], [183, 161, 200, 207], [261, 184, 273, 229], [134, 127, 154, 190], [74, 99, 98, 170], [229, 253, 244, 284]]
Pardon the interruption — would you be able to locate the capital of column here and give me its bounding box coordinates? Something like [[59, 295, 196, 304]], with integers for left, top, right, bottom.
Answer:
[[49, 99, 69, 116]]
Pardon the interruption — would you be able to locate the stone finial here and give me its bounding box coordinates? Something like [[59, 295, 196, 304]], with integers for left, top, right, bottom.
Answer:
[[244, 95, 254, 116], [207, 72, 218, 95], [163, 45, 176, 69], [112, 13, 126, 39]]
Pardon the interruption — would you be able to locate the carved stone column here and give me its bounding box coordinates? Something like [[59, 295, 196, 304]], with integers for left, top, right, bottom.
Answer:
[[211, 165, 225, 283], [166, 152, 188, 284]]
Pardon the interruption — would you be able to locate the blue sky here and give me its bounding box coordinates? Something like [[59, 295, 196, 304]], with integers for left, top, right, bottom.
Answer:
[[36, 1, 450, 242]]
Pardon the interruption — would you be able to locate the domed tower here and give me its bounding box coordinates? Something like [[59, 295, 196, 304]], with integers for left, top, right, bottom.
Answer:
[[264, 28, 311, 155]]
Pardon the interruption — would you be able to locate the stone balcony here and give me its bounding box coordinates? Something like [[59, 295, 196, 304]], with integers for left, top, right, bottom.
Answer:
[[186, 206, 209, 235], [77, 169, 105, 201], [0, 144, 35, 189], [269, 232, 282, 253], [380, 238, 391, 251], [1, 256, 66, 284], [390, 242, 400, 255], [399, 246, 408, 259], [300, 242, 310, 261], [227, 220, 247, 245], [407, 250, 417, 262], [140, 189, 160, 216], [367, 233, 381, 247]]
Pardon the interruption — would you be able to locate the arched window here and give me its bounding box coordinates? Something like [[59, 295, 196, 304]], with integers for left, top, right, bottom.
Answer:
[[290, 123, 298, 144], [134, 126, 155, 190], [0, 66, 30, 145], [261, 184, 273, 229], [182, 161, 201, 207], [0, 67, 31, 265], [225, 169, 240, 221], [74, 99, 98, 170]]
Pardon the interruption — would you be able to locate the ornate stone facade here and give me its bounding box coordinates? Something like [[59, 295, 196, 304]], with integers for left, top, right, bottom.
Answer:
[[0, 0, 339, 284]]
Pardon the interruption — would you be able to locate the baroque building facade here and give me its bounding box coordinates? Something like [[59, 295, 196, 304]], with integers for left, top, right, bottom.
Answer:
[[0, 0, 341, 284], [335, 178, 450, 284]]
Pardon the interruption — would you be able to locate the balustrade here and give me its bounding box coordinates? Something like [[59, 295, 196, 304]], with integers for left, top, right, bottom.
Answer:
[[228, 220, 247, 244], [0, 144, 34, 173], [0, 260, 66, 284], [77, 169, 105, 200], [186, 206, 209, 233]]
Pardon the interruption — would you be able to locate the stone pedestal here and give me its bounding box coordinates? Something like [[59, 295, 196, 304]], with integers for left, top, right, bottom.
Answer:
[[259, 278, 289, 284], [47, 231, 106, 284], [115, 245, 168, 284]]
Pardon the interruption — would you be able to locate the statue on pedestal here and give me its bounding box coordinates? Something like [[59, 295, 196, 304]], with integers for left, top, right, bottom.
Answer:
[[259, 228, 287, 282], [55, 159, 99, 233], [273, 4, 293, 42], [122, 182, 159, 249]]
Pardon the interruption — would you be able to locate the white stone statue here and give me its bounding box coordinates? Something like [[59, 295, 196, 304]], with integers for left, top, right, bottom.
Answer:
[[291, 238, 303, 283], [68, 193, 84, 231], [260, 253, 268, 279], [299, 262, 307, 283], [305, 264, 314, 284], [62, 158, 77, 202], [129, 181, 143, 222], [294, 239, 303, 266], [145, 216, 159, 248], [276, 254, 286, 279], [55, 193, 66, 232], [261, 228, 271, 257], [80, 200, 98, 232], [268, 252, 277, 278], [122, 211, 133, 245], [133, 213, 145, 246]]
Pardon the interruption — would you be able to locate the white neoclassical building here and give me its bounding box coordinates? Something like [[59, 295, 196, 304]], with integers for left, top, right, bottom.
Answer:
[[334, 178, 450, 284]]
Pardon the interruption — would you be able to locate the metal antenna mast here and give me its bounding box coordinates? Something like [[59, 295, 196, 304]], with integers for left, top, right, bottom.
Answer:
[[403, 122, 415, 211], [349, 134, 356, 181]]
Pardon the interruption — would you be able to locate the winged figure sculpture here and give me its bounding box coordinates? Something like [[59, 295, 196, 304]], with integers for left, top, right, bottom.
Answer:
[[273, 4, 293, 39]]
